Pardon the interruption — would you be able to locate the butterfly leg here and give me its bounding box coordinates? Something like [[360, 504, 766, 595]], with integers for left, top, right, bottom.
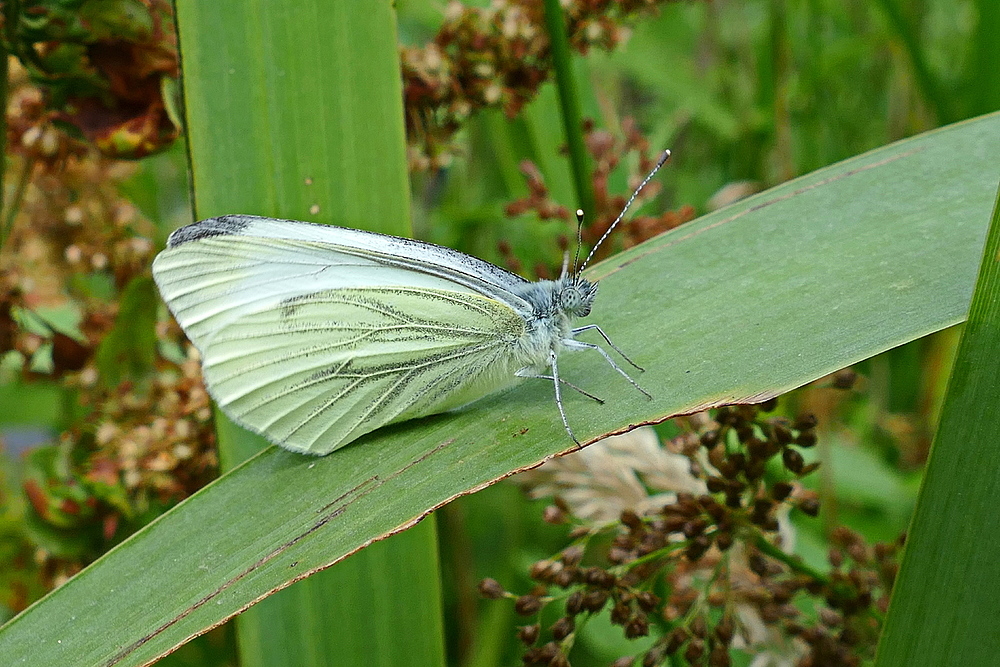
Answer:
[[515, 368, 604, 404], [571, 324, 645, 371], [563, 339, 653, 399], [547, 350, 579, 445]]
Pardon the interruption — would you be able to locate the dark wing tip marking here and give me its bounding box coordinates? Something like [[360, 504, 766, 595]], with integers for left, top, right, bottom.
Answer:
[[167, 215, 262, 247]]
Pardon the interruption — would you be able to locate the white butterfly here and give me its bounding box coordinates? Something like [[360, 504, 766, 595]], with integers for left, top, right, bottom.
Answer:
[[152, 151, 669, 455]]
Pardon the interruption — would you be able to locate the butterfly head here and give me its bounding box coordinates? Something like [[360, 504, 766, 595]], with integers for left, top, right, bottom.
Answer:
[[558, 276, 598, 318]]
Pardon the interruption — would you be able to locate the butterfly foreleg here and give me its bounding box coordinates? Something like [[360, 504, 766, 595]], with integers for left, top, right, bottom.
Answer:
[[571, 324, 644, 371], [563, 338, 652, 399], [514, 367, 604, 404], [542, 350, 579, 445]]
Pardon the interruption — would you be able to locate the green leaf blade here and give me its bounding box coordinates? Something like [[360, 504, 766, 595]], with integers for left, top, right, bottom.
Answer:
[[874, 181, 1000, 664], [173, 2, 442, 667]]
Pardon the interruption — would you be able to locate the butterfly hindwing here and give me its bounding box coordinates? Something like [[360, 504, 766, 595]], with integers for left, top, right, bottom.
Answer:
[[200, 286, 525, 453]]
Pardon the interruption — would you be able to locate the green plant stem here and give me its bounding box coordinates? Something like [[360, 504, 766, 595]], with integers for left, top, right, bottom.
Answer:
[[0, 58, 7, 252], [768, 0, 794, 182], [2, 0, 51, 82], [559, 611, 590, 654], [751, 531, 831, 585], [875, 0, 952, 124], [970, 0, 1000, 115], [2, 156, 33, 245], [611, 541, 687, 575], [0, 2, 11, 251], [541, 0, 595, 218], [0, 1, 33, 250]]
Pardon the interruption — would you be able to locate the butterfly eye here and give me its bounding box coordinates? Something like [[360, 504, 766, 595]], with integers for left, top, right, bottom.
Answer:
[[560, 281, 595, 318]]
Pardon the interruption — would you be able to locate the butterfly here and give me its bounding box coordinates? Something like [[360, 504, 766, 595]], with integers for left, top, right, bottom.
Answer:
[[152, 150, 669, 454]]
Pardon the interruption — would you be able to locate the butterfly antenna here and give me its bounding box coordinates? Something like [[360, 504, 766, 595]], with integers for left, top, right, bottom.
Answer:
[[579, 149, 671, 273], [571, 209, 585, 279]]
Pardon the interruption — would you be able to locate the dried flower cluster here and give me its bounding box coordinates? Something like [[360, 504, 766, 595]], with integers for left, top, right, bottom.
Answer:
[[402, 0, 677, 169], [1, 0, 180, 159], [0, 66, 216, 610], [1, 61, 157, 372], [485, 400, 901, 666], [72, 342, 217, 502], [16, 342, 216, 589]]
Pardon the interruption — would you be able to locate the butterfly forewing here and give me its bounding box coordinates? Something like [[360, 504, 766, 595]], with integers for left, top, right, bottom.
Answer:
[[153, 218, 531, 454]]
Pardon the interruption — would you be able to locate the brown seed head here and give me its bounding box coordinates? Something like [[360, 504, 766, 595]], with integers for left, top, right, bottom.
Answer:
[[782, 447, 805, 474], [515, 594, 542, 616], [560, 545, 584, 566], [517, 623, 540, 645], [553, 568, 576, 588], [530, 560, 556, 582], [479, 578, 507, 599], [709, 643, 731, 667], [773, 422, 793, 444], [636, 591, 660, 612], [799, 497, 821, 517], [690, 614, 708, 638], [664, 626, 690, 653], [579, 567, 610, 588], [641, 646, 664, 667], [684, 535, 712, 561], [683, 517, 708, 539], [833, 368, 858, 389], [683, 637, 705, 662], [794, 414, 818, 430], [819, 608, 844, 627], [772, 481, 794, 501], [582, 589, 609, 612], [550, 616, 575, 641], [565, 591, 584, 616], [715, 615, 734, 643], [610, 601, 631, 625], [795, 430, 817, 447], [620, 509, 643, 531], [543, 505, 567, 524], [550, 652, 570, 667], [537, 641, 560, 662], [624, 614, 650, 639]]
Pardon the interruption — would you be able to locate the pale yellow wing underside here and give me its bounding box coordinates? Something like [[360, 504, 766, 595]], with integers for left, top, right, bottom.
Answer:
[[154, 233, 528, 454]]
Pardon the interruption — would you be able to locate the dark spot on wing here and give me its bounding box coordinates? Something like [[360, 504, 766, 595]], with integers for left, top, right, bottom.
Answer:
[[167, 215, 258, 247], [279, 291, 319, 319]]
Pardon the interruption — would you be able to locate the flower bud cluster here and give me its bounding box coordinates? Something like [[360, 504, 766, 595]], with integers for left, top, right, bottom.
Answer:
[[402, 0, 676, 169], [482, 397, 901, 666], [500, 119, 695, 276]]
